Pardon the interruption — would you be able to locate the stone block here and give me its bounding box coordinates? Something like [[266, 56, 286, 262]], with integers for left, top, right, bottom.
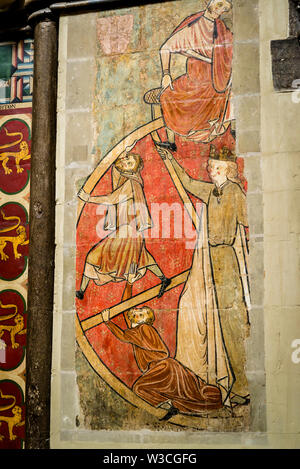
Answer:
[[247, 192, 264, 235], [264, 304, 300, 436], [233, 43, 260, 95], [261, 91, 300, 153], [63, 168, 91, 205], [264, 239, 300, 306], [62, 246, 76, 312], [67, 13, 97, 59], [61, 312, 76, 371], [66, 58, 95, 111], [263, 190, 300, 239], [244, 154, 263, 193], [237, 129, 261, 154], [233, 0, 259, 42], [65, 111, 94, 165], [235, 94, 261, 132], [248, 240, 264, 307], [246, 307, 265, 371], [63, 201, 77, 248], [246, 369, 266, 432], [60, 372, 78, 430], [262, 151, 300, 193], [259, 0, 289, 41]]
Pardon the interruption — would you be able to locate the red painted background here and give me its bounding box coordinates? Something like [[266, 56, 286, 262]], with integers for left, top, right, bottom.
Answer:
[[76, 126, 242, 388]]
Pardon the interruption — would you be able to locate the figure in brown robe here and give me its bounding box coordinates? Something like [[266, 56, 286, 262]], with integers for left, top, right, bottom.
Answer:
[[101, 306, 222, 420]]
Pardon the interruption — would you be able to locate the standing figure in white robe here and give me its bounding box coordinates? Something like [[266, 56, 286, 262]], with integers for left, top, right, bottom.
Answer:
[[157, 146, 250, 407]]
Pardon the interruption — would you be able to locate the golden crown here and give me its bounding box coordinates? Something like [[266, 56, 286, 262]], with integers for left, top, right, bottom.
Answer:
[[209, 145, 236, 162]]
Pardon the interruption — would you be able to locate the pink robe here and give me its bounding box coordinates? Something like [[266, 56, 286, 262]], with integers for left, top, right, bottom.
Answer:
[[160, 12, 233, 142]]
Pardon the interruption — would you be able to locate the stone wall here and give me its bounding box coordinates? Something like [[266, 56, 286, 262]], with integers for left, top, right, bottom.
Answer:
[[260, 0, 300, 447]]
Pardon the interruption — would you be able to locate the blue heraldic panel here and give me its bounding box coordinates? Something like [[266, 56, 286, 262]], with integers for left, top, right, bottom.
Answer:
[[0, 39, 34, 104]]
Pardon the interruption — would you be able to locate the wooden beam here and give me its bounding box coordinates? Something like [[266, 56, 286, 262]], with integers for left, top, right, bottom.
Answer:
[[80, 269, 189, 332], [151, 130, 201, 232]]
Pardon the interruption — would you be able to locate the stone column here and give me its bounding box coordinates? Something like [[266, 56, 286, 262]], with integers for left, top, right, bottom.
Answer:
[[25, 15, 58, 449]]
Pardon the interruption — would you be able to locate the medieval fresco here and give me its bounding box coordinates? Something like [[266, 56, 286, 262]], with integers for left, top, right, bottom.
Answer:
[[75, 0, 251, 431]]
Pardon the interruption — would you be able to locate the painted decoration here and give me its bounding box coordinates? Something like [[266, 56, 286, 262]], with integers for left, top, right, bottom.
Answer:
[[0, 380, 25, 448], [0, 118, 31, 195], [0, 39, 34, 104], [96, 15, 134, 55], [0, 38, 33, 448], [76, 0, 250, 430], [0, 290, 26, 371], [0, 202, 29, 281]]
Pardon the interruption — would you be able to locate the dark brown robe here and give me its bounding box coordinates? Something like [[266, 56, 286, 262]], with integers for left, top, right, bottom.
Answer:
[[105, 320, 222, 413]]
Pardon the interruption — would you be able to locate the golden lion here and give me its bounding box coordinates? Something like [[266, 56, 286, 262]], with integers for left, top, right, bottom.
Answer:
[[0, 127, 30, 175], [0, 300, 26, 349], [0, 210, 29, 261], [0, 390, 25, 441]]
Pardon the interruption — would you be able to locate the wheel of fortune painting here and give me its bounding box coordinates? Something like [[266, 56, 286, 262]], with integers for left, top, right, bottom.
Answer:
[[75, 0, 251, 430], [75, 117, 251, 429]]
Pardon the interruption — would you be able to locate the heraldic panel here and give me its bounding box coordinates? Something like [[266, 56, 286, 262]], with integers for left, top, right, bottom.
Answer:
[[0, 38, 33, 449]]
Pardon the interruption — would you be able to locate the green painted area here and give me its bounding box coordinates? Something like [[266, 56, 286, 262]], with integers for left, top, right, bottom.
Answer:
[[0, 44, 12, 80]]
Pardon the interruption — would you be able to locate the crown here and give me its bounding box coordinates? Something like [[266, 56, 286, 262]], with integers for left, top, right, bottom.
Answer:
[[209, 145, 236, 162], [206, 0, 232, 9]]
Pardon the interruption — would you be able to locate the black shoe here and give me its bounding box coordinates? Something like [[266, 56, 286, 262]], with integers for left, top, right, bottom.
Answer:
[[159, 405, 179, 421], [158, 277, 171, 298], [156, 141, 177, 152], [76, 290, 84, 300]]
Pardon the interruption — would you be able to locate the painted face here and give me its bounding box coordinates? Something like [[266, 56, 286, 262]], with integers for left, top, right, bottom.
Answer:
[[12, 406, 22, 416], [207, 159, 228, 182], [130, 308, 148, 326], [15, 314, 23, 326], [116, 153, 138, 173], [208, 0, 231, 19]]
